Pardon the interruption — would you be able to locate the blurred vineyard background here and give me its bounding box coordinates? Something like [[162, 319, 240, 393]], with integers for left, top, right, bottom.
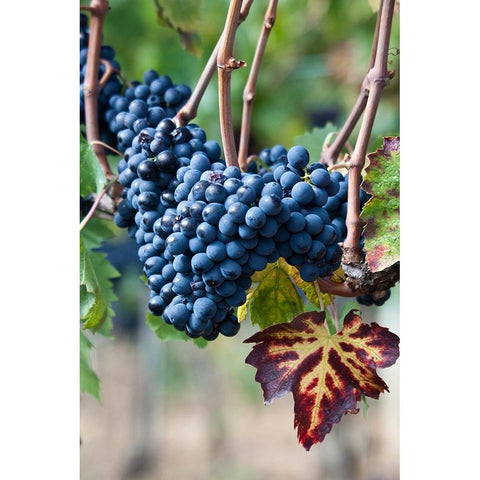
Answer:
[[80, 0, 400, 478]]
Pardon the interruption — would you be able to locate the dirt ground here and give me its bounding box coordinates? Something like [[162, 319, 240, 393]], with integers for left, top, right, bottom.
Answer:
[[80, 299, 400, 480]]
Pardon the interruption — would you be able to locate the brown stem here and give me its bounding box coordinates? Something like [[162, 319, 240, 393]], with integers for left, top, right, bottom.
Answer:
[[320, 1, 384, 167], [83, 0, 114, 179], [217, 0, 246, 168], [238, 0, 278, 172], [89, 140, 123, 157], [80, 183, 110, 230], [174, 0, 255, 127], [343, 0, 395, 264], [98, 58, 120, 89], [328, 160, 351, 171], [315, 277, 366, 297]]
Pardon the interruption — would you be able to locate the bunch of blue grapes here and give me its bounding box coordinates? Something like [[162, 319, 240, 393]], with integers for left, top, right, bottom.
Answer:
[[80, 13, 123, 147], [114, 121, 244, 339], [104, 70, 191, 153], [249, 144, 344, 281], [113, 114, 350, 339]]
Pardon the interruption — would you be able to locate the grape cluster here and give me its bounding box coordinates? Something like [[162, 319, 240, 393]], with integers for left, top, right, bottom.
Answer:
[[104, 70, 191, 153], [248, 145, 346, 280], [113, 119, 353, 340], [114, 121, 244, 339], [80, 13, 122, 147]]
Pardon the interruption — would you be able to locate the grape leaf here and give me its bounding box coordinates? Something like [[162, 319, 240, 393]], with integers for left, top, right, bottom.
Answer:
[[80, 218, 120, 334], [80, 132, 106, 196], [237, 287, 256, 323], [153, 0, 203, 56], [294, 123, 338, 164], [361, 136, 400, 273], [80, 235, 119, 332], [80, 330, 100, 401], [244, 309, 399, 450], [241, 260, 306, 329], [285, 263, 330, 310], [146, 312, 207, 348], [81, 217, 119, 250]]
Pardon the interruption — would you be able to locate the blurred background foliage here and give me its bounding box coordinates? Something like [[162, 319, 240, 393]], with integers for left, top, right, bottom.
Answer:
[[84, 0, 399, 154], [80, 2, 400, 478]]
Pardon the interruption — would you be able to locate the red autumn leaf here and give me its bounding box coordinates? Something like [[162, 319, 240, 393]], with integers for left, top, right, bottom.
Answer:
[[244, 309, 399, 450]]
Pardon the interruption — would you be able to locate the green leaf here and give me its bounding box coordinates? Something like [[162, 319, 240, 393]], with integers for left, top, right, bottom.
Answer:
[[156, 0, 203, 33], [80, 235, 119, 333], [361, 137, 400, 272], [80, 330, 100, 401], [153, 0, 204, 56], [80, 284, 95, 320], [293, 123, 338, 164], [80, 132, 106, 196], [285, 262, 330, 310], [81, 217, 119, 250], [146, 312, 208, 348], [80, 236, 99, 293], [237, 287, 257, 323], [244, 260, 305, 329]]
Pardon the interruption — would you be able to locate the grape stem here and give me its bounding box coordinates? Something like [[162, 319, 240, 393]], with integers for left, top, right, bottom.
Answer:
[[79, 177, 118, 231], [313, 279, 325, 311], [343, 0, 396, 265], [238, 0, 278, 172], [174, 0, 255, 127], [89, 140, 123, 157], [82, 0, 114, 179], [328, 158, 351, 171], [98, 58, 121, 89], [217, 0, 247, 168], [328, 295, 339, 332]]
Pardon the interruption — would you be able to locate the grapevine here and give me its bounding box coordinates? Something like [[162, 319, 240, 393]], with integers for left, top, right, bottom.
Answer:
[[80, 0, 400, 456]]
